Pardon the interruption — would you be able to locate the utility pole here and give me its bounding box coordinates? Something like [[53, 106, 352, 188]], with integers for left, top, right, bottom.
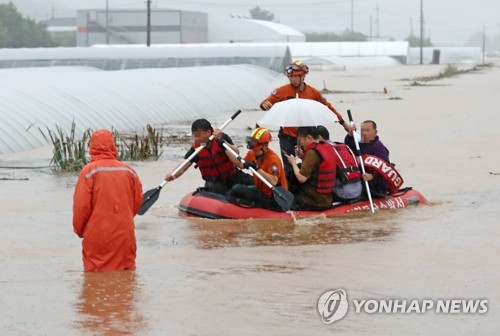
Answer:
[[146, 0, 152, 47], [420, 0, 424, 65], [376, 6, 380, 38], [105, 0, 109, 45]]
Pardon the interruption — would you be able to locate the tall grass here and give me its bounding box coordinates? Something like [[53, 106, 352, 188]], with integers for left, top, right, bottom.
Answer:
[[114, 124, 164, 161], [436, 64, 460, 79], [36, 120, 91, 172], [34, 121, 164, 172], [415, 64, 469, 83]]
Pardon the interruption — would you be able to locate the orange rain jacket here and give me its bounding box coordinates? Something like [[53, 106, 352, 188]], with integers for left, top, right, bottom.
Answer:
[[244, 148, 288, 197], [73, 130, 143, 272], [259, 83, 344, 138]]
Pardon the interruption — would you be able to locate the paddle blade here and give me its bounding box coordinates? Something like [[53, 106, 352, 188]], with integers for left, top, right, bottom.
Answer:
[[272, 186, 294, 211], [137, 186, 162, 215]]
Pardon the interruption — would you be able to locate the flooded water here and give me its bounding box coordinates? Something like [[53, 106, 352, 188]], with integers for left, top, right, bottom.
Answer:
[[1, 62, 499, 335]]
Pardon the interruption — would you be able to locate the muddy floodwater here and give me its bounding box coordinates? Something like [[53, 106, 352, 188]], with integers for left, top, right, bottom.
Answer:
[[1, 63, 499, 335]]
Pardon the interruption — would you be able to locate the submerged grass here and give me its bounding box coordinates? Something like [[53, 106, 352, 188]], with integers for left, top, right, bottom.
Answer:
[[33, 121, 164, 173], [412, 63, 493, 85], [34, 120, 91, 173], [414, 64, 461, 83], [114, 124, 164, 161]]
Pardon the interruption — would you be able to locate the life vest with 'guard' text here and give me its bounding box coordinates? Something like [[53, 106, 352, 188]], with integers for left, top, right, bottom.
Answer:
[[362, 154, 404, 194]]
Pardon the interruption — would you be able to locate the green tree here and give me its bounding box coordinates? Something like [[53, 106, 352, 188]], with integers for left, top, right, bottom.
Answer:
[[306, 32, 340, 42], [406, 34, 433, 47], [249, 6, 275, 21], [0, 3, 56, 48], [341, 29, 367, 42], [0, 24, 9, 48]]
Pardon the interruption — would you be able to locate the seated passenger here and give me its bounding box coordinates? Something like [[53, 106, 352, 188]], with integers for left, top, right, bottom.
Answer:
[[227, 128, 288, 210], [316, 125, 363, 202], [284, 126, 338, 210], [165, 118, 253, 195], [345, 120, 391, 196]]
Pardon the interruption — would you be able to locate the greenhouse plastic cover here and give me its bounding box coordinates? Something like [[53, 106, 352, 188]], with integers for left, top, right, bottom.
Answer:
[[0, 64, 285, 155], [0, 44, 292, 73], [0, 43, 292, 60], [288, 41, 409, 58]]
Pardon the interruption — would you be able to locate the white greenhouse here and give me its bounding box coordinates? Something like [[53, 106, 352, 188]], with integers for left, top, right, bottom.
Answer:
[[0, 65, 285, 155], [209, 18, 306, 43], [288, 41, 410, 70]]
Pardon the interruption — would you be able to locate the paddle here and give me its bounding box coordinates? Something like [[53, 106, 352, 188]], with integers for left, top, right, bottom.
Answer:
[[137, 110, 242, 215], [221, 143, 294, 211], [347, 110, 375, 213]]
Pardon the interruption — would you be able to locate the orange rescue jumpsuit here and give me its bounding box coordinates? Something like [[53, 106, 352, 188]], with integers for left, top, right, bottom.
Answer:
[[73, 130, 143, 272], [244, 148, 288, 197], [259, 83, 345, 137]]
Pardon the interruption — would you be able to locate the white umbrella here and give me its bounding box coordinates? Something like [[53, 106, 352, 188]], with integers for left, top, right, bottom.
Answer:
[[259, 96, 337, 127]]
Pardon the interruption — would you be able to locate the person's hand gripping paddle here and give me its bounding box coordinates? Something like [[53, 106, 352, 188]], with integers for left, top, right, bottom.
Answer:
[[222, 143, 294, 211], [138, 110, 242, 215], [347, 110, 375, 213]]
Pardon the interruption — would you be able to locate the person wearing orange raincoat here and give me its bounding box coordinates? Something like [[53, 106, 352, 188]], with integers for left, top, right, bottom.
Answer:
[[73, 129, 143, 272]]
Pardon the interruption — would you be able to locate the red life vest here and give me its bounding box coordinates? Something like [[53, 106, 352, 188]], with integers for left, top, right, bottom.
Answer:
[[331, 142, 361, 182], [305, 142, 337, 194], [362, 154, 404, 194], [196, 139, 236, 182]]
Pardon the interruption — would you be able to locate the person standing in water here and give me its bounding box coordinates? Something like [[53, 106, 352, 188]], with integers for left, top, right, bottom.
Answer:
[[73, 129, 143, 272]]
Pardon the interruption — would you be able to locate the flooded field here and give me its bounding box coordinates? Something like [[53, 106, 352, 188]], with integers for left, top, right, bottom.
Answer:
[[1, 63, 499, 335]]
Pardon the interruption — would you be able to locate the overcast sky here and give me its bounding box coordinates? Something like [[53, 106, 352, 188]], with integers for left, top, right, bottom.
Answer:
[[3, 0, 500, 46]]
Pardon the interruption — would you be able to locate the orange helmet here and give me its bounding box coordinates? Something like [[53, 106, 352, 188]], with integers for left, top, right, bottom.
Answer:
[[246, 127, 272, 150], [284, 60, 309, 76]]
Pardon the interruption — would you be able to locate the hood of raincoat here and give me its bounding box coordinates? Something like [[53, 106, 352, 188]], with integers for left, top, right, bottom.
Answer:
[[89, 129, 118, 161]]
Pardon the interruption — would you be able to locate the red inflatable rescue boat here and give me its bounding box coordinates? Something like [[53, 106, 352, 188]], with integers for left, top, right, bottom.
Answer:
[[179, 187, 427, 220]]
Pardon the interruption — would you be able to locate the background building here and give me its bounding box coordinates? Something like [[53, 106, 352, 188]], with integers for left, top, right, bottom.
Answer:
[[76, 9, 208, 46]]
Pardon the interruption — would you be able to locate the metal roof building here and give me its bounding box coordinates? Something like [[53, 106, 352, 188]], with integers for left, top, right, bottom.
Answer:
[[76, 9, 208, 46], [0, 64, 284, 155]]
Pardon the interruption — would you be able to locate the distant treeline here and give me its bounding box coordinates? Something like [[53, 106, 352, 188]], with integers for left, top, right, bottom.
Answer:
[[0, 3, 56, 48], [306, 30, 368, 42]]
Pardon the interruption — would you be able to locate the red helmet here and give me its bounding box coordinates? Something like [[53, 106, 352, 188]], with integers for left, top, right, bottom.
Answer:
[[284, 60, 309, 76], [246, 127, 272, 149]]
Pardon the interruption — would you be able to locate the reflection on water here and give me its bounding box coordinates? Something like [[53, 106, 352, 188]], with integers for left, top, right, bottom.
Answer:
[[74, 271, 147, 335], [187, 210, 403, 249]]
